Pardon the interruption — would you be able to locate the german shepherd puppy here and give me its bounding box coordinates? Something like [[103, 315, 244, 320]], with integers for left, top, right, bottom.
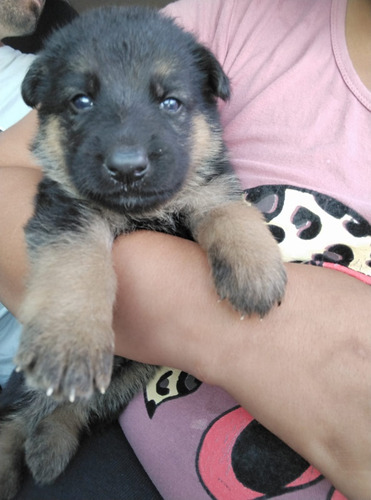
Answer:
[[0, 7, 286, 497]]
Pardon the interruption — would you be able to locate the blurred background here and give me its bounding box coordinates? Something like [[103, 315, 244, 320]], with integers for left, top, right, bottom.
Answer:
[[2, 0, 173, 52], [70, 0, 170, 12]]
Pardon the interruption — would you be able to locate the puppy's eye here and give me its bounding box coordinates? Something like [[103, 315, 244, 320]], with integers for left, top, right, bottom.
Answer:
[[70, 94, 94, 112], [159, 97, 182, 113]]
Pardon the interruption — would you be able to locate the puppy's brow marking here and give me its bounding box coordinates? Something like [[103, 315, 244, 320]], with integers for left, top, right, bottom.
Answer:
[[153, 60, 178, 80]]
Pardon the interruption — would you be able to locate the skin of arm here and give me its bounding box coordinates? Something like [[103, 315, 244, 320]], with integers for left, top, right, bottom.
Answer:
[[0, 117, 370, 499], [0, 111, 39, 169], [112, 231, 371, 500], [0, 111, 41, 309]]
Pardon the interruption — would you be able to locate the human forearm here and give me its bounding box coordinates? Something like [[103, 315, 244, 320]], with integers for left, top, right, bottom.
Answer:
[[0, 166, 42, 312], [0, 111, 39, 169], [111, 231, 371, 500], [218, 263, 371, 500], [0, 111, 41, 311]]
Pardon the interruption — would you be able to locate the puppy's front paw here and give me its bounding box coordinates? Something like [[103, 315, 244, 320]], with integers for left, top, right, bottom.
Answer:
[[15, 321, 114, 401], [199, 201, 287, 317], [210, 244, 286, 317]]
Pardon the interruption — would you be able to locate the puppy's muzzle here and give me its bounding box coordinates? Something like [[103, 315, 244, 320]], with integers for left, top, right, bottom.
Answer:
[[105, 146, 149, 184]]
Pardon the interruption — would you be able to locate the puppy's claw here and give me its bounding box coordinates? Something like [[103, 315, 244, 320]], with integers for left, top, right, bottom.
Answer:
[[46, 387, 54, 397], [15, 365, 22, 373], [69, 389, 76, 403], [217, 295, 226, 304], [99, 386, 106, 395], [240, 315, 245, 321]]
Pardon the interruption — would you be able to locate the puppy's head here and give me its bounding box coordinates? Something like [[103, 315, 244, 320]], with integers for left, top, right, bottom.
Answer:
[[22, 6, 230, 214]]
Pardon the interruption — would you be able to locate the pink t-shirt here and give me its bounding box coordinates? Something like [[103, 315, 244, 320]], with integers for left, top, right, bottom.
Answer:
[[120, 1, 371, 499]]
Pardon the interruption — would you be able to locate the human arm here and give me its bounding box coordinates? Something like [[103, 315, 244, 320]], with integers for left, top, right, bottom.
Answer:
[[0, 110, 39, 170], [111, 230, 371, 500], [0, 111, 41, 310]]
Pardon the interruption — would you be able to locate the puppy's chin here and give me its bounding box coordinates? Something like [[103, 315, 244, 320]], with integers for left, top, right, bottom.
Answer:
[[88, 184, 183, 215]]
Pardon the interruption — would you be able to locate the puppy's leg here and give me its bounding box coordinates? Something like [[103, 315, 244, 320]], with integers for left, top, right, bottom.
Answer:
[[0, 373, 59, 498], [0, 418, 26, 500], [25, 402, 88, 484], [16, 219, 116, 400], [193, 198, 287, 317], [15, 184, 117, 400], [25, 362, 158, 484]]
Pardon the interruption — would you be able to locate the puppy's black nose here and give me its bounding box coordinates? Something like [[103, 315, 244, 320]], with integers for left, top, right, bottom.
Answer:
[[105, 147, 149, 182]]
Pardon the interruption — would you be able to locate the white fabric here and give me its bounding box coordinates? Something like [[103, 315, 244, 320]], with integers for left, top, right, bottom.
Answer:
[[0, 45, 34, 129]]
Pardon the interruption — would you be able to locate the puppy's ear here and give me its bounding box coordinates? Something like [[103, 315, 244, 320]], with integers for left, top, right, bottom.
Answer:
[[21, 57, 50, 108], [194, 44, 230, 101]]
